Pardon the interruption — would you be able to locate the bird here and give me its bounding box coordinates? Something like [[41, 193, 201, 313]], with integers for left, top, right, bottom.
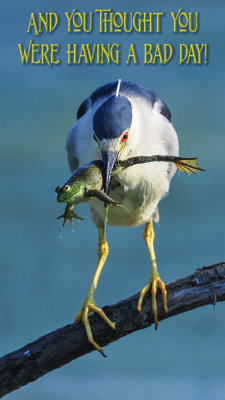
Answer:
[[66, 79, 179, 356]]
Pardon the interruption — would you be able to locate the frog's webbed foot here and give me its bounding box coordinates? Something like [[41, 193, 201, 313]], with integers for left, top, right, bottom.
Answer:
[[57, 204, 83, 227], [57, 212, 83, 227]]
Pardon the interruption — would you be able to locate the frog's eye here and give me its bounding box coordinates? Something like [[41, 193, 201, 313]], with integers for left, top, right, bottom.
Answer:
[[64, 185, 70, 191]]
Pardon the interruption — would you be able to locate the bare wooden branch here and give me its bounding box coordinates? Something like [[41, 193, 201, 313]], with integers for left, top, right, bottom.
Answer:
[[0, 262, 225, 398]]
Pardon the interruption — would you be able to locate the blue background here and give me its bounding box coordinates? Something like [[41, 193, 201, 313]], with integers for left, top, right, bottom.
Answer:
[[1, 0, 225, 399]]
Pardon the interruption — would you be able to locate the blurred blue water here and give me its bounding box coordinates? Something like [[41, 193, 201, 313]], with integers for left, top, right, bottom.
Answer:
[[0, 0, 225, 399]]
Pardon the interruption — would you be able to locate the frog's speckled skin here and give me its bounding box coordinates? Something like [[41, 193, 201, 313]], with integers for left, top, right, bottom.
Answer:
[[56, 161, 104, 205]]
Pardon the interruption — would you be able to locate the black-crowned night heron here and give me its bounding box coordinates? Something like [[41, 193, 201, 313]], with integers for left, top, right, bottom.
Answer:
[[66, 79, 179, 355]]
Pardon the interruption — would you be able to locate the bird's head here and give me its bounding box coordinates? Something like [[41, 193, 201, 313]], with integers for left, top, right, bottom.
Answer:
[[93, 95, 132, 194]]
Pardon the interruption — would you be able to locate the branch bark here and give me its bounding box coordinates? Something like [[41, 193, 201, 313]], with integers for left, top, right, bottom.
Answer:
[[0, 262, 225, 397]]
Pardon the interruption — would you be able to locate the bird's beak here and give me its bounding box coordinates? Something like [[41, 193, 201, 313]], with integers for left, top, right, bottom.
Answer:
[[101, 150, 118, 194]]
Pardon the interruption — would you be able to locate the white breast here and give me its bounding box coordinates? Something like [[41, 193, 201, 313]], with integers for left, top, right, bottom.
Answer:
[[89, 159, 172, 227]]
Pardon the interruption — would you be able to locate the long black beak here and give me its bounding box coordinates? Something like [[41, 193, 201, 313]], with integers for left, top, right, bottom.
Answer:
[[101, 150, 118, 194]]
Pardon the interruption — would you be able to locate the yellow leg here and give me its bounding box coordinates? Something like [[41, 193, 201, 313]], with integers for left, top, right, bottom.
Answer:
[[75, 226, 116, 356], [137, 219, 168, 329]]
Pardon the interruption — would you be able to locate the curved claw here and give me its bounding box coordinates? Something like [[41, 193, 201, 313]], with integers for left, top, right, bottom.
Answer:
[[137, 275, 168, 329], [75, 301, 116, 356]]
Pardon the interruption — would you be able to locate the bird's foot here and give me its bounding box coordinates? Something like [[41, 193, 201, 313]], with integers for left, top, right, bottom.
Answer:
[[137, 272, 168, 329], [75, 299, 116, 357], [57, 204, 83, 227]]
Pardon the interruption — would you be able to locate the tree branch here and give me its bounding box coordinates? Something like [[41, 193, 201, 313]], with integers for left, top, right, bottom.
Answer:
[[0, 262, 225, 397]]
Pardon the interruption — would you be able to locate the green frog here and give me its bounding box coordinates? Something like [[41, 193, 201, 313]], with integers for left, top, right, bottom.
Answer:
[[56, 156, 203, 227]]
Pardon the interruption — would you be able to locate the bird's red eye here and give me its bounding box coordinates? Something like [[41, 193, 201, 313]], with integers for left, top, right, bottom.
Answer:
[[121, 132, 129, 142]]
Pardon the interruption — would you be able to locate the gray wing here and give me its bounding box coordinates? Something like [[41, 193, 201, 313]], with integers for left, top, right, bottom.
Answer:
[[66, 98, 92, 172], [152, 206, 159, 223], [67, 134, 79, 172]]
